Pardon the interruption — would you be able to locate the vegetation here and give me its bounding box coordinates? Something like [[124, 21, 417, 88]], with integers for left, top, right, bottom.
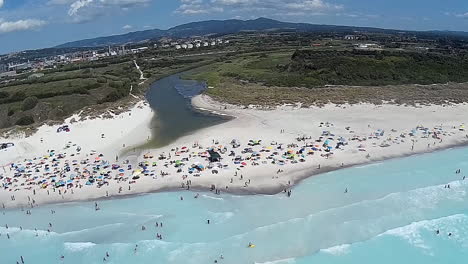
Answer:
[[287, 50, 468, 86], [21, 96, 39, 111], [0, 59, 141, 129], [15, 115, 35, 126], [187, 49, 468, 106], [3, 29, 468, 129], [0, 49, 228, 129]]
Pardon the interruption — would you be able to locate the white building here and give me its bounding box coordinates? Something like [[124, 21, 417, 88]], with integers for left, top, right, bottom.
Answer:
[[175, 45, 181, 50], [203, 42, 209, 47], [181, 44, 188, 49], [187, 44, 194, 49], [344, 35, 357, 40], [8, 62, 31, 71], [195, 43, 201, 48]]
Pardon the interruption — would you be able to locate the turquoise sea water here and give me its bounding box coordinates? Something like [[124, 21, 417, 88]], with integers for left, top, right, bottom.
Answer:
[[1, 147, 468, 264]]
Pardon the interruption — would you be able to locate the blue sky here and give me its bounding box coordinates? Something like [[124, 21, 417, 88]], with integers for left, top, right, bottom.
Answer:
[[0, 0, 467, 54]]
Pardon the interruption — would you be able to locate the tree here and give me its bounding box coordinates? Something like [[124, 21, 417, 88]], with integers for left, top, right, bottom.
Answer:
[[15, 115, 34, 126], [21, 96, 39, 111]]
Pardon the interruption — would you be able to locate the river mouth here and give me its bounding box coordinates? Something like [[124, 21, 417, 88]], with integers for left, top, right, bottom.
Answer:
[[140, 74, 230, 149]]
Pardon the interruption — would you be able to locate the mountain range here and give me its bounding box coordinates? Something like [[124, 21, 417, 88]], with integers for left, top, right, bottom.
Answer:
[[55, 17, 468, 49]]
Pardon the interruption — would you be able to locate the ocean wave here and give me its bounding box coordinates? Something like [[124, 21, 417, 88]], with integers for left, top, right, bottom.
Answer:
[[213, 179, 468, 255], [207, 211, 234, 222], [64, 242, 96, 252], [117, 212, 164, 218], [380, 213, 468, 249], [319, 244, 351, 255], [238, 178, 467, 234], [354, 162, 383, 169], [255, 258, 296, 264], [60, 223, 124, 237], [201, 195, 224, 201]]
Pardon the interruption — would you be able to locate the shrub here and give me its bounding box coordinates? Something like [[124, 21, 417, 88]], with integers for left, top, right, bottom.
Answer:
[[97, 77, 107, 83], [15, 115, 35, 126], [21, 96, 39, 111], [7, 109, 15, 116], [11, 91, 27, 102], [73, 87, 90, 94], [99, 90, 122, 103]]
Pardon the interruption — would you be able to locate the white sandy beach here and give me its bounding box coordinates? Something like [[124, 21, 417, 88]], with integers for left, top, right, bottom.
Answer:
[[1, 95, 468, 208]]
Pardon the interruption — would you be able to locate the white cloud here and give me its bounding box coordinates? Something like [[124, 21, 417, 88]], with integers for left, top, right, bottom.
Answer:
[[47, 0, 75, 5], [285, 0, 342, 11], [176, 2, 223, 14], [455, 12, 468, 18], [0, 0, 4, 9], [213, 0, 252, 5], [177, 0, 342, 15], [100, 0, 150, 5], [68, 0, 93, 16], [122, 24, 132, 29], [0, 19, 47, 34], [67, 0, 151, 21]]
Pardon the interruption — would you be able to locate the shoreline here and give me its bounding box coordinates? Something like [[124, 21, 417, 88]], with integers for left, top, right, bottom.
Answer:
[[2, 93, 468, 209], [4, 139, 467, 211]]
